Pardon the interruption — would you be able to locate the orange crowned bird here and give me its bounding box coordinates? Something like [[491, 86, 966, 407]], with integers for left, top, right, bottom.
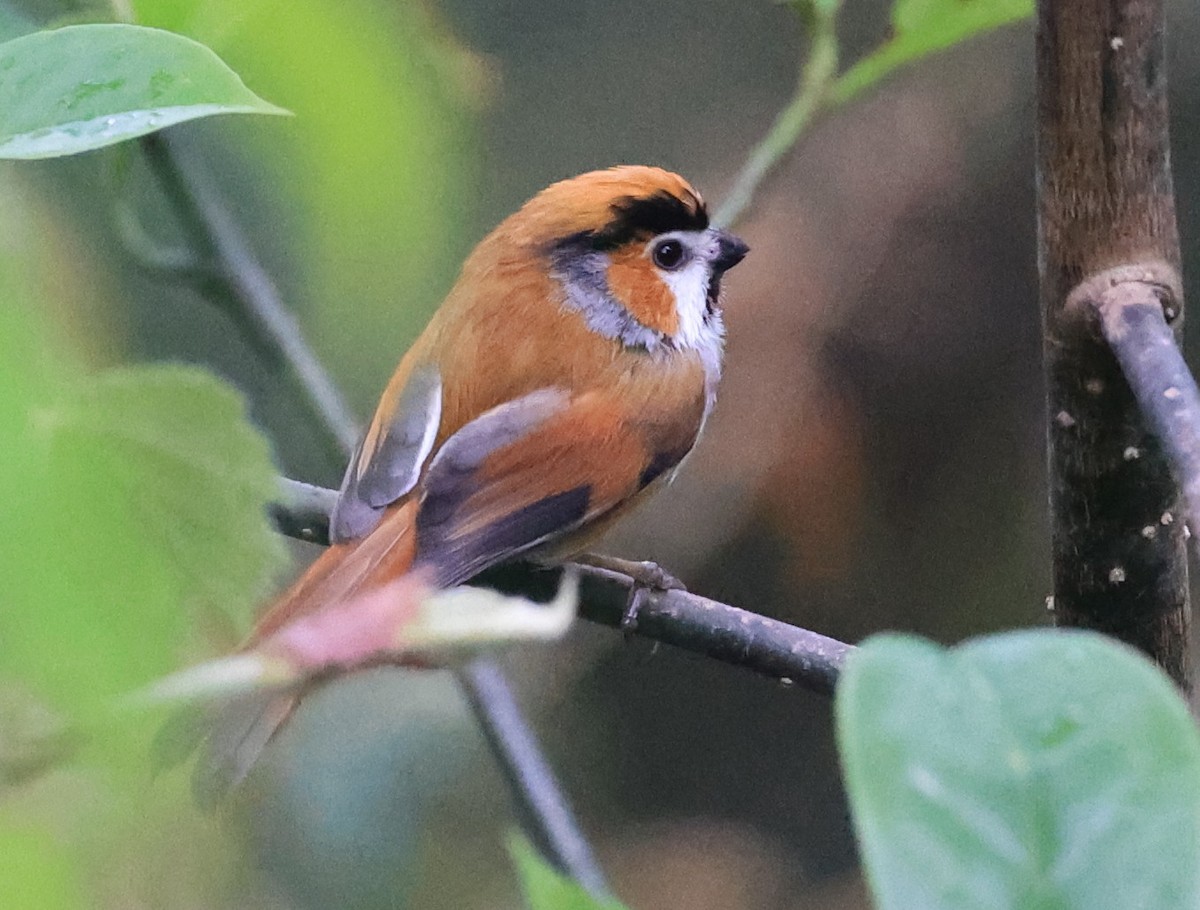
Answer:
[[200, 166, 748, 797]]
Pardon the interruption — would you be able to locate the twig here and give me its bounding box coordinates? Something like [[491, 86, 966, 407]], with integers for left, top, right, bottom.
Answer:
[[1076, 266, 1200, 552], [143, 133, 610, 892], [274, 479, 852, 694], [459, 661, 611, 899], [455, 659, 607, 892], [113, 196, 213, 282], [1103, 316, 1200, 540], [139, 133, 360, 458], [271, 477, 338, 543], [712, 1, 839, 228], [1036, 0, 1189, 688], [572, 565, 848, 694]]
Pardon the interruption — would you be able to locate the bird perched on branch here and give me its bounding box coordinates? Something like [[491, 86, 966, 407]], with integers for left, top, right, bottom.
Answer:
[[199, 166, 748, 796]]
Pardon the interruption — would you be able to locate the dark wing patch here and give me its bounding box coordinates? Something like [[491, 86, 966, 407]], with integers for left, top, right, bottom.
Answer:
[[417, 486, 591, 588], [413, 388, 576, 586], [410, 386, 694, 589], [639, 448, 682, 488], [330, 365, 442, 542]]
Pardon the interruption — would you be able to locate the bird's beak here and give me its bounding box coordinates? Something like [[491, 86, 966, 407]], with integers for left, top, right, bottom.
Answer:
[[711, 230, 749, 273]]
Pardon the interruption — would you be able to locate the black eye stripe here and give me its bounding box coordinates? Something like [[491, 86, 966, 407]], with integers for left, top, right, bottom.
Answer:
[[606, 190, 709, 241], [549, 190, 708, 255]]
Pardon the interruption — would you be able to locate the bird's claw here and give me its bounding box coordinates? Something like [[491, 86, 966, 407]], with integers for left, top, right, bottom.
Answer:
[[622, 560, 686, 593], [572, 554, 685, 636], [616, 560, 685, 636]]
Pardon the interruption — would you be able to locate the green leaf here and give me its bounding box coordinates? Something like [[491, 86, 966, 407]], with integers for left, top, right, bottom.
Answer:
[[0, 821, 84, 910], [0, 355, 285, 719], [508, 834, 629, 910], [837, 631, 1200, 910], [0, 24, 288, 159], [831, 0, 1031, 106], [0, 233, 266, 910], [49, 365, 288, 635]]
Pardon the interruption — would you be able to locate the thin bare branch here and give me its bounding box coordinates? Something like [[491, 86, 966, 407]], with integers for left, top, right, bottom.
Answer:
[[1101, 316, 1200, 544], [1076, 265, 1200, 571], [139, 133, 360, 457], [459, 661, 611, 899], [273, 478, 852, 694]]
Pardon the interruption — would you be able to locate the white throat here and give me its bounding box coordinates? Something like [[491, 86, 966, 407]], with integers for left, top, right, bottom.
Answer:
[[657, 237, 726, 408]]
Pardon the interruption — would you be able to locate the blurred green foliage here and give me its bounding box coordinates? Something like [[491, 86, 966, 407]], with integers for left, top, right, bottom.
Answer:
[[0, 0, 476, 905], [508, 834, 629, 910], [831, 0, 1032, 104], [838, 631, 1200, 910], [130, 0, 480, 414], [0, 822, 83, 910], [0, 183, 285, 906]]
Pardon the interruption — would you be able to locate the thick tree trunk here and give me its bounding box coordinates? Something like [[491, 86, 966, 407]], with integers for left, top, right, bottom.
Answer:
[[1036, 0, 1190, 688]]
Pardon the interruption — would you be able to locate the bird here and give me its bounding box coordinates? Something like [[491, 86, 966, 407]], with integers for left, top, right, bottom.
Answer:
[[195, 165, 748, 798]]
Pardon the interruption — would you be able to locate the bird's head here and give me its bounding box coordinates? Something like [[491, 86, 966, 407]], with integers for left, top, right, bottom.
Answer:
[[487, 166, 748, 355]]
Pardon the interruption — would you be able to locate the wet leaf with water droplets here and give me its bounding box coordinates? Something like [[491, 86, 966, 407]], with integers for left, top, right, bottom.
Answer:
[[0, 24, 287, 159]]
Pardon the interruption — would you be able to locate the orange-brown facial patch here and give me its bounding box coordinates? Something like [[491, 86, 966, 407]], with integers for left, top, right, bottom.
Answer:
[[604, 245, 679, 337]]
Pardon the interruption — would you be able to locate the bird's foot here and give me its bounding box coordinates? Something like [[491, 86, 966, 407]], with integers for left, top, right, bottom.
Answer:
[[572, 554, 685, 635]]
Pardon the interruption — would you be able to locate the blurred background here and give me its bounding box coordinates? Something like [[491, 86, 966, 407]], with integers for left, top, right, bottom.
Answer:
[[3, 0, 1200, 907]]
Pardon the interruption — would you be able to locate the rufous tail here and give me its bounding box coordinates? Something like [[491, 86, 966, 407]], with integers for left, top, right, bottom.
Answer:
[[193, 501, 420, 804]]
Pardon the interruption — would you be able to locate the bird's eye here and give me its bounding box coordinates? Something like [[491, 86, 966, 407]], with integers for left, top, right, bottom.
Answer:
[[652, 239, 686, 270]]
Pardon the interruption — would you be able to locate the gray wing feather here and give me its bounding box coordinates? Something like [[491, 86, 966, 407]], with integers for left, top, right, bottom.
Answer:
[[330, 365, 442, 543], [422, 388, 570, 480], [415, 388, 580, 586]]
